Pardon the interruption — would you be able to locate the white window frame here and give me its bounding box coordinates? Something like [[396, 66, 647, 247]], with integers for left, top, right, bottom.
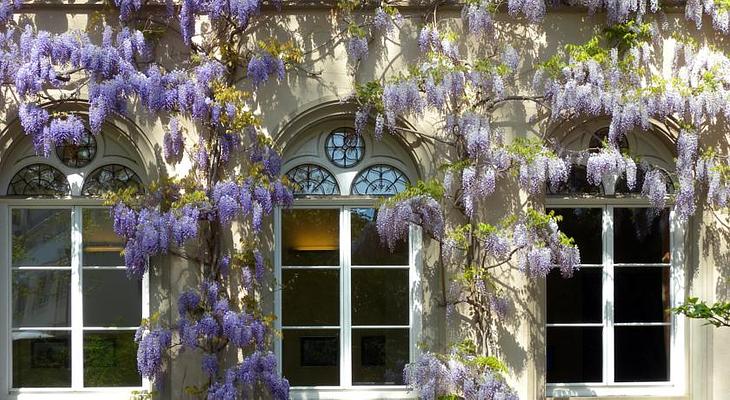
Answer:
[[0, 198, 151, 400], [545, 198, 687, 398], [273, 198, 422, 400]]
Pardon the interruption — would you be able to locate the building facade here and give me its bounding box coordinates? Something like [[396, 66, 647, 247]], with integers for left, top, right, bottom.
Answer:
[[0, 3, 729, 400]]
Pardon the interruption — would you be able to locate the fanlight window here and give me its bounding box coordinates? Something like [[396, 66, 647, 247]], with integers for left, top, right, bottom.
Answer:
[[286, 164, 340, 195], [324, 128, 365, 168], [56, 130, 97, 168], [8, 164, 70, 196], [81, 164, 143, 196], [351, 164, 410, 195]]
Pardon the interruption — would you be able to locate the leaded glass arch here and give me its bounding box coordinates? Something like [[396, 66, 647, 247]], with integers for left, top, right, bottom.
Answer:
[[351, 164, 410, 195], [324, 128, 365, 168], [82, 164, 143, 196], [286, 164, 340, 195], [56, 130, 97, 168], [8, 164, 70, 196]]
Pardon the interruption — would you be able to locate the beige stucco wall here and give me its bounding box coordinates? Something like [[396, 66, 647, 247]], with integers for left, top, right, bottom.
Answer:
[[1, 3, 730, 400]]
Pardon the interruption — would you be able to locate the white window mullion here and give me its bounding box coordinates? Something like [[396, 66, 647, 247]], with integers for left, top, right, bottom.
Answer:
[[1, 204, 9, 392], [340, 207, 352, 388], [273, 207, 283, 376], [409, 225, 422, 364], [603, 206, 615, 384], [669, 210, 686, 390], [70, 206, 84, 388]]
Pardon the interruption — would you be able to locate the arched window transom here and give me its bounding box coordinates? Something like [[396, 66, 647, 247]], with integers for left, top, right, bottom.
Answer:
[[8, 164, 70, 196]]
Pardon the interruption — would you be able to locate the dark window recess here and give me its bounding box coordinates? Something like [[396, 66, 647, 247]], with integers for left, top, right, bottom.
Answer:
[[615, 326, 670, 382], [282, 270, 339, 326], [282, 329, 340, 386], [547, 208, 603, 264], [546, 327, 602, 383], [546, 268, 602, 324], [614, 267, 670, 323], [300, 337, 339, 367], [614, 208, 670, 264], [351, 269, 409, 326]]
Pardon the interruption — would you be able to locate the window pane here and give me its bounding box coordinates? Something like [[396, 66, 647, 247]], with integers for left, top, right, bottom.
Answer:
[[615, 267, 670, 323], [614, 208, 670, 264], [351, 208, 408, 265], [282, 209, 339, 266], [352, 269, 409, 326], [282, 270, 339, 326], [547, 208, 602, 264], [84, 331, 141, 387], [615, 326, 670, 382], [546, 327, 602, 383], [546, 268, 602, 324], [83, 209, 124, 266], [12, 330, 71, 387], [352, 328, 409, 385], [13, 271, 70, 328], [12, 209, 71, 267], [282, 329, 340, 386], [83, 270, 142, 327]]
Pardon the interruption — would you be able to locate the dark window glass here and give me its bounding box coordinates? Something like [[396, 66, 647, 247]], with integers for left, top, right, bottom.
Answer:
[[12, 271, 71, 328], [8, 164, 70, 196], [282, 329, 340, 386], [81, 164, 143, 197], [325, 128, 365, 168], [351, 208, 408, 265], [614, 266, 670, 323], [282, 270, 339, 326], [546, 327, 602, 383], [286, 164, 340, 196], [83, 270, 142, 327], [282, 209, 339, 266], [83, 331, 141, 387], [614, 208, 670, 264], [352, 328, 409, 385], [351, 165, 409, 196], [83, 209, 125, 266], [548, 207, 602, 264], [12, 331, 71, 387], [352, 269, 409, 326], [546, 268, 602, 324], [12, 209, 71, 267], [589, 128, 629, 153], [56, 130, 97, 168], [615, 326, 670, 382]]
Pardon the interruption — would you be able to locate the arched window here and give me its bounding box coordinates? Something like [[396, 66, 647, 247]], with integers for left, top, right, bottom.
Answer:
[[8, 164, 70, 196], [81, 164, 143, 196], [1, 120, 148, 391], [276, 121, 419, 391], [546, 125, 684, 398], [285, 164, 340, 195], [351, 164, 410, 195]]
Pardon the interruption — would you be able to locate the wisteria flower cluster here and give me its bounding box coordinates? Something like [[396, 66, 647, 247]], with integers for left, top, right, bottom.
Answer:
[[403, 344, 518, 400]]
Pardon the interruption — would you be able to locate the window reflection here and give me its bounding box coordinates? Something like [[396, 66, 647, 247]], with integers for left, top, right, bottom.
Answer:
[[351, 269, 409, 326], [83, 209, 124, 266], [283, 329, 340, 386], [282, 270, 339, 326], [351, 208, 408, 265], [351, 329, 409, 385], [12, 331, 71, 388], [614, 208, 670, 263], [12, 209, 71, 267], [12, 271, 70, 328], [84, 331, 141, 387], [282, 209, 339, 266]]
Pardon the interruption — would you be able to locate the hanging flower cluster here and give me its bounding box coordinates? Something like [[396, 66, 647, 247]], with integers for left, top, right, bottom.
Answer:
[[403, 344, 518, 400]]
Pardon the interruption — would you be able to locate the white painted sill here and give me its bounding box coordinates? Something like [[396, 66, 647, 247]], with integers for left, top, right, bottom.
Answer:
[[6, 388, 147, 400], [290, 386, 416, 400], [547, 382, 685, 398]]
